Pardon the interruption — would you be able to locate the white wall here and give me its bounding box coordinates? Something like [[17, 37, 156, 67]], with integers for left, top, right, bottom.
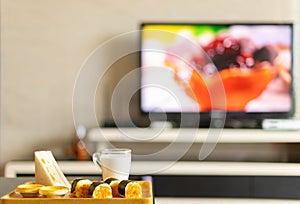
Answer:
[[0, 0, 298, 175]]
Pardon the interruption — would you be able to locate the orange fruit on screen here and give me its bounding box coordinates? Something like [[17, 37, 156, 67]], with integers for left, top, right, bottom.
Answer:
[[188, 69, 211, 111], [188, 67, 276, 111]]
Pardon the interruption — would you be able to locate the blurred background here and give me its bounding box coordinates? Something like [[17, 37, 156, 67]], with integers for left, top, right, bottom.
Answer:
[[0, 0, 299, 176]]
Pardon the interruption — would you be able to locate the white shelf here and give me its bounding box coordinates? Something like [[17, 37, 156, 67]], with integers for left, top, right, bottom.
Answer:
[[87, 127, 300, 143], [6, 161, 300, 177]]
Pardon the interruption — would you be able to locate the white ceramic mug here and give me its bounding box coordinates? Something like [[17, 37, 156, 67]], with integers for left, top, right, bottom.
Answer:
[[92, 148, 131, 180]]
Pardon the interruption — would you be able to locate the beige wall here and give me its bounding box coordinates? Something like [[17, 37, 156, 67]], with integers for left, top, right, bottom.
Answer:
[[0, 0, 297, 175]]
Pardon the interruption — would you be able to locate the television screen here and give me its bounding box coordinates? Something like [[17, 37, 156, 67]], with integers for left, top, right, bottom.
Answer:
[[139, 23, 294, 127]]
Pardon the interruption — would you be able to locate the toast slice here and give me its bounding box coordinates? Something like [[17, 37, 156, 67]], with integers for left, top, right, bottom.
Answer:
[[35, 151, 70, 188]]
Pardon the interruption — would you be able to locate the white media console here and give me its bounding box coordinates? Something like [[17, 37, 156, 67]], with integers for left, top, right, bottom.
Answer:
[[87, 127, 300, 146], [5, 160, 300, 177]]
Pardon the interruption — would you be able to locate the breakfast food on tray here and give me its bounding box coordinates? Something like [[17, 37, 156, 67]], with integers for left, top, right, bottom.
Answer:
[[104, 178, 142, 198], [71, 179, 113, 198], [70, 178, 92, 198], [89, 181, 113, 198], [105, 178, 142, 198], [38, 186, 69, 198], [118, 180, 142, 198], [35, 151, 70, 188], [104, 177, 120, 197], [15, 183, 44, 198], [104, 177, 142, 198], [69, 177, 142, 198]]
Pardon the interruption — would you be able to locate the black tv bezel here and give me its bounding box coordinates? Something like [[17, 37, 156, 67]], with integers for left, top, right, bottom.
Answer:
[[138, 22, 295, 128]]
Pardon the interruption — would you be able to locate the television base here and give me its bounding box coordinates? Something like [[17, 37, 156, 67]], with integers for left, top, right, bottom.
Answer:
[[262, 119, 300, 130], [170, 118, 262, 129]]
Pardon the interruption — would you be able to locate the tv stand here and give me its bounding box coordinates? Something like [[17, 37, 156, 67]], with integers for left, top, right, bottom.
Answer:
[[87, 127, 300, 144]]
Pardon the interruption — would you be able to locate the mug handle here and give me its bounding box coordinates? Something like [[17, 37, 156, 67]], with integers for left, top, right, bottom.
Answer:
[[92, 152, 102, 168]]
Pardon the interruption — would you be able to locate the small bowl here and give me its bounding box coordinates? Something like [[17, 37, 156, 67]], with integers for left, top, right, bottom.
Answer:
[[15, 184, 44, 198], [39, 186, 69, 198]]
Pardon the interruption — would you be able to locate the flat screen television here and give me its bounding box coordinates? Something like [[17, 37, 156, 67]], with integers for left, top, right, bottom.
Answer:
[[139, 23, 294, 128]]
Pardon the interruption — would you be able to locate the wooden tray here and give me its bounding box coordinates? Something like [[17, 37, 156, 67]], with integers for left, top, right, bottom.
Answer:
[[1, 181, 153, 204]]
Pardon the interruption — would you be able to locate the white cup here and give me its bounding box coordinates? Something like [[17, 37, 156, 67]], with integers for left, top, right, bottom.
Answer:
[[92, 148, 131, 180]]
